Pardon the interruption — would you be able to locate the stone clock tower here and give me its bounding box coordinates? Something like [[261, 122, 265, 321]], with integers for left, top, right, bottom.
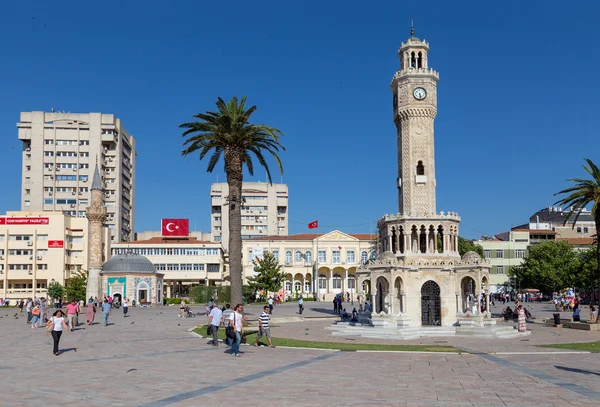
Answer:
[[391, 27, 439, 216]]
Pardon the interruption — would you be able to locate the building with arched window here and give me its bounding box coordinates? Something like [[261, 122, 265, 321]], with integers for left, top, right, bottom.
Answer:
[[242, 230, 375, 301]]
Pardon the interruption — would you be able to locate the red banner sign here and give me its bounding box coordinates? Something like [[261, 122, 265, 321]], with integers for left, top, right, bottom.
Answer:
[[0, 217, 49, 225], [161, 219, 189, 237], [48, 240, 64, 248]]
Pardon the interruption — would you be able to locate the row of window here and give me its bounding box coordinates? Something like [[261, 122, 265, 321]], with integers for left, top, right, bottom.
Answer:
[[317, 274, 356, 289], [483, 249, 526, 259], [44, 199, 78, 205], [44, 151, 90, 157], [249, 250, 368, 266], [45, 139, 90, 146], [153, 263, 219, 272], [112, 248, 220, 256], [2, 235, 49, 241], [5, 283, 47, 289], [65, 250, 83, 258], [45, 187, 89, 193], [44, 175, 89, 181]]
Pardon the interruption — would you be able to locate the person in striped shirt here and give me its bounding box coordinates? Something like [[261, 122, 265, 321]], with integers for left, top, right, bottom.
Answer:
[[255, 306, 275, 348]]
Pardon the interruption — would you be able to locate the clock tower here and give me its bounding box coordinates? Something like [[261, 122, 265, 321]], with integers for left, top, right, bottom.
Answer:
[[391, 27, 439, 216]]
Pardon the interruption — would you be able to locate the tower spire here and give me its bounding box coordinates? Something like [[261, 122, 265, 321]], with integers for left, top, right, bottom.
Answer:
[[410, 19, 415, 37], [91, 162, 102, 191]]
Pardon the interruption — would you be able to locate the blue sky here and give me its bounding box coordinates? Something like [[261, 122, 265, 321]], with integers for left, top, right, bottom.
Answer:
[[0, 1, 599, 239]]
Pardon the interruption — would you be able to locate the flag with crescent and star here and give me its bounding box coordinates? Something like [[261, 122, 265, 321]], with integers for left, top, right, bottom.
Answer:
[[161, 218, 189, 237], [308, 220, 318, 229]]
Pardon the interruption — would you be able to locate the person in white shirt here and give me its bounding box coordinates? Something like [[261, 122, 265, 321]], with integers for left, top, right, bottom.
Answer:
[[46, 309, 69, 356], [208, 306, 223, 346], [228, 304, 244, 357], [122, 298, 129, 317]]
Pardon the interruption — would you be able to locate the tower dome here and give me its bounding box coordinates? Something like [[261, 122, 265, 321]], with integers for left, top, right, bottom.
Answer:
[[103, 253, 156, 274], [461, 251, 482, 263]]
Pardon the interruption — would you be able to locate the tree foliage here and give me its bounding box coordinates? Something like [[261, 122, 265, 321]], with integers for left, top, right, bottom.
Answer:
[[247, 251, 284, 295], [554, 157, 600, 295], [458, 237, 484, 258], [47, 281, 64, 300], [66, 270, 88, 302], [180, 96, 285, 307], [509, 240, 599, 294]]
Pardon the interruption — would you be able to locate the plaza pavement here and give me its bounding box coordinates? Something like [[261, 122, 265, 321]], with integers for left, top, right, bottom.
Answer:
[[0, 302, 598, 407]]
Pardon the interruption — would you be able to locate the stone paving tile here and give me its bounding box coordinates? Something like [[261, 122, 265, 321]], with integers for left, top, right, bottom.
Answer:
[[1, 306, 599, 407]]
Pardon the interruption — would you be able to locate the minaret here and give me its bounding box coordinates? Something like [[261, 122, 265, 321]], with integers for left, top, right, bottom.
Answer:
[[391, 26, 439, 216], [86, 162, 107, 300]]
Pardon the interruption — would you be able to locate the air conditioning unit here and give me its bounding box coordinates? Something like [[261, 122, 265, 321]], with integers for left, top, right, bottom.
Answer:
[[49, 192, 53, 196], [83, 179, 87, 183], [37, 256, 42, 260], [72, 191, 76, 195], [0, 256, 4, 260], [56, 167, 60, 171], [27, 241, 33, 246], [79, 192, 83, 195], [70, 204, 75, 208], [73, 168, 77, 172], [28, 271, 33, 275], [29, 256, 33, 260]]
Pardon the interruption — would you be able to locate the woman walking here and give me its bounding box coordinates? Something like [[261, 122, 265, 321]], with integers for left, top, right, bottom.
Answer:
[[31, 302, 41, 329], [85, 301, 96, 325], [517, 305, 527, 333], [122, 297, 129, 317], [47, 310, 69, 355]]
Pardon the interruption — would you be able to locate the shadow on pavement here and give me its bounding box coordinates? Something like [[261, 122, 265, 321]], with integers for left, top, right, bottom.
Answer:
[[555, 366, 600, 376]]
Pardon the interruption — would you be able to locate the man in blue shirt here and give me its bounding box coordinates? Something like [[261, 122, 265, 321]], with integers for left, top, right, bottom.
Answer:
[[101, 299, 112, 326]]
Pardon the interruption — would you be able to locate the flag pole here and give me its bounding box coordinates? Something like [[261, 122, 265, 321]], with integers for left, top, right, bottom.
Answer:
[[315, 226, 319, 302]]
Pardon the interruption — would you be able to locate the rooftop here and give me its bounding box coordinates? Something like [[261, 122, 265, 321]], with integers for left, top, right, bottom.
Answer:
[[247, 233, 376, 241], [115, 237, 217, 245]]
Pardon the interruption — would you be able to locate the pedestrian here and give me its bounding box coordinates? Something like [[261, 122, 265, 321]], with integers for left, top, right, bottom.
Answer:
[[517, 305, 527, 332], [122, 297, 129, 316], [101, 299, 112, 326], [207, 303, 223, 346], [228, 304, 244, 357], [66, 300, 78, 332], [222, 304, 233, 346], [26, 298, 33, 323], [31, 302, 41, 329], [590, 305, 598, 323], [268, 297, 274, 314], [47, 309, 69, 356], [358, 295, 363, 312], [85, 301, 96, 326], [333, 297, 338, 315], [298, 295, 304, 314], [18, 299, 24, 313], [179, 299, 186, 318], [255, 305, 275, 348], [39, 298, 48, 324]]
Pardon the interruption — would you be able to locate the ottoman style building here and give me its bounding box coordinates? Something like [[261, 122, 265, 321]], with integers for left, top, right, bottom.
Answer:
[[85, 163, 108, 300], [357, 28, 492, 329]]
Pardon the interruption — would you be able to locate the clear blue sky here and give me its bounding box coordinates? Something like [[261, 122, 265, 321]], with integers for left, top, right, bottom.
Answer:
[[1, 1, 599, 239]]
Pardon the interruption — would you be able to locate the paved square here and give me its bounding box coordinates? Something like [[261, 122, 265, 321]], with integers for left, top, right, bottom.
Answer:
[[1, 304, 599, 406]]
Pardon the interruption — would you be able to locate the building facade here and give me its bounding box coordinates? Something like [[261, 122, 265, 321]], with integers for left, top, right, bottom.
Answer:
[[111, 237, 223, 298], [242, 231, 376, 300], [210, 182, 288, 247], [0, 211, 111, 300], [17, 111, 136, 242], [529, 206, 596, 239]]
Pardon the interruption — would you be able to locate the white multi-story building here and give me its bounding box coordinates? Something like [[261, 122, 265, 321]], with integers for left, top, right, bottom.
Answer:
[[111, 237, 223, 298], [17, 111, 136, 242], [210, 182, 288, 247], [0, 211, 111, 300]]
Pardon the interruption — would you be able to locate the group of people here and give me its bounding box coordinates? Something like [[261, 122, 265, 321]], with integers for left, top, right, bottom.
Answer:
[[206, 303, 276, 357]]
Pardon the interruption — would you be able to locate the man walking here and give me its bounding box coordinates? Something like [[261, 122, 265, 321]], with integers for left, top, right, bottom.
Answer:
[[228, 304, 244, 357], [207, 304, 223, 346], [298, 295, 304, 315], [255, 305, 275, 348], [268, 297, 274, 314], [102, 299, 112, 326], [66, 300, 79, 332], [222, 304, 233, 346]]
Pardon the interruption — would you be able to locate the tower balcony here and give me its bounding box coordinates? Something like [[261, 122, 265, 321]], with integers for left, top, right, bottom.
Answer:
[[390, 67, 439, 85]]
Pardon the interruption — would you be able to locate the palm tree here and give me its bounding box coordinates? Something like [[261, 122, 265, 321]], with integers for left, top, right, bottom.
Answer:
[[554, 158, 600, 299], [180, 96, 284, 306]]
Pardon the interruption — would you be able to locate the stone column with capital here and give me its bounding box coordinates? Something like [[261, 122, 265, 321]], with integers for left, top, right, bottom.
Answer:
[[86, 164, 108, 301]]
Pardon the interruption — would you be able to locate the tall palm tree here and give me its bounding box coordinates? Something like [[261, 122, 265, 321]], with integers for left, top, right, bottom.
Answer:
[[180, 96, 284, 306], [554, 158, 600, 298]]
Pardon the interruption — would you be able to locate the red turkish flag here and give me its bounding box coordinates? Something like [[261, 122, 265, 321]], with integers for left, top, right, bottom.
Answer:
[[308, 220, 318, 229], [161, 219, 189, 236]]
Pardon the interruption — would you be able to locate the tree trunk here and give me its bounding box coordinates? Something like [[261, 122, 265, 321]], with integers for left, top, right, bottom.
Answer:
[[596, 214, 600, 304], [225, 151, 244, 307]]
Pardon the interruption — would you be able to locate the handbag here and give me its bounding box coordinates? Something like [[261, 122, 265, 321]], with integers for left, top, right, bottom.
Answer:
[[45, 318, 53, 333], [225, 313, 236, 339], [206, 325, 212, 336]]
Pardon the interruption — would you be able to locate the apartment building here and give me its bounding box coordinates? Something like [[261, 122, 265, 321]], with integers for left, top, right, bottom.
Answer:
[[210, 182, 288, 248], [0, 211, 111, 300], [111, 237, 223, 298], [17, 111, 136, 242], [529, 206, 597, 239]]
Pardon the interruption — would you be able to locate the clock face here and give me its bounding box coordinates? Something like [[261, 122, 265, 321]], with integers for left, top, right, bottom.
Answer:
[[413, 87, 427, 100]]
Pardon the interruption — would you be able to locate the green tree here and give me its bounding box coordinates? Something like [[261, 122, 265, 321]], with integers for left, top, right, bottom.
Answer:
[[554, 158, 600, 297], [66, 270, 88, 302], [509, 240, 579, 294], [247, 251, 284, 295], [458, 237, 484, 258], [180, 97, 285, 306], [570, 245, 599, 290], [47, 281, 64, 300]]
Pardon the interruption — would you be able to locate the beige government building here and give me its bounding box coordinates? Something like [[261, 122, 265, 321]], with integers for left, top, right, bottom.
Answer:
[[0, 211, 110, 300], [17, 111, 136, 243]]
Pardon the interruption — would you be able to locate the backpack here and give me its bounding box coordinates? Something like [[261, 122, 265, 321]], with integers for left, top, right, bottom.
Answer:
[[32, 307, 40, 316], [225, 313, 236, 339]]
